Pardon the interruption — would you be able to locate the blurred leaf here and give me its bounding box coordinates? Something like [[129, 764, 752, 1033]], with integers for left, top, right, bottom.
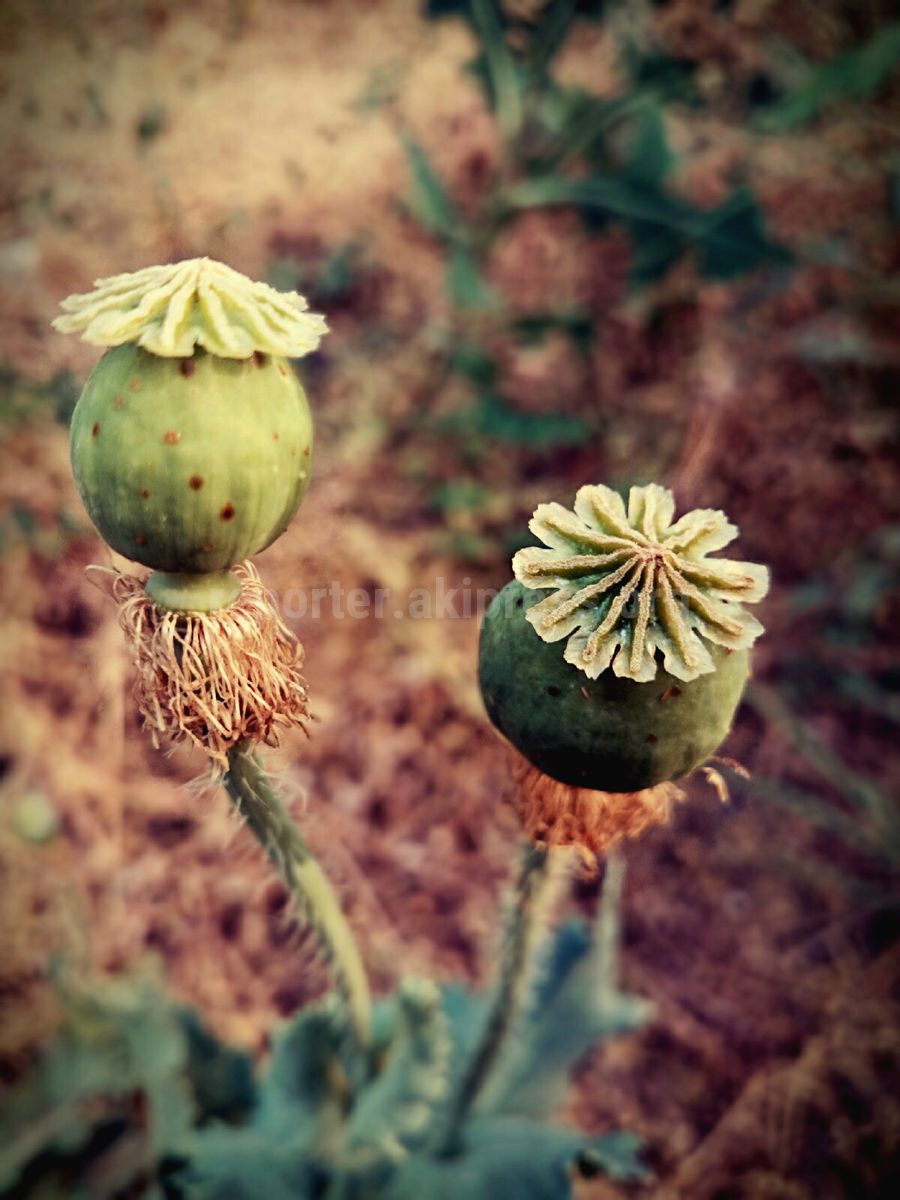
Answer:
[[174, 1129, 318, 1200], [401, 133, 459, 240], [630, 52, 698, 100], [500, 176, 788, 282], [136, 103, 167, 143], [423, 0, 472, 18], [623, 101, 675, 186], [443, 393, 591, 447], [469, 0, 524, 143], [317, 243, 361, 301], [439, 983, 489, 1062], [0, 978, 195, 1195], [447, 245, 502, 312], [628, 220, 684, 285], [178, 1009, 257, 1126], [448, 343, 500, 387], [430, 480, 490, 513], [695, 187, 790, 279], [384, 1118, 646, 1198], [346, 980, 450, 1158], [253, 1004, 346, 1141], [512, 310, 593, 351], [482, 859, 651, 1120], [756, 24, 900, 131]]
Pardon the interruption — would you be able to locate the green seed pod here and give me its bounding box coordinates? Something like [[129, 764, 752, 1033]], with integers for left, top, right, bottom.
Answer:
[[480, 579, 750, 791], [69, 344, 313, 601], [479, 484, 769, 793], [55, 257, 326, 612]]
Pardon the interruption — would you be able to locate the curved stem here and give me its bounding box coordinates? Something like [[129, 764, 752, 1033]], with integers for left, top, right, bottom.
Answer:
[[432, 843, 554, 1157], [223, 742, 371, 1062]]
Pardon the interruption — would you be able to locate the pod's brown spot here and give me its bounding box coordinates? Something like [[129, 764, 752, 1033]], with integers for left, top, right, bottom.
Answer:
[[290, 447, 297, 457], [112, 394, 125, 410], [129, 378, 141, 392], [188, 474, 204, 490], [546, 685, 561, 697], [220, 503, 235, 521], [179, 359, 195, 378], [580, 686, 590, 699], [646, 733, 658, 744], [140, 488, 150, 499], [201, 542, 213, 552], [164, 430, 180, 445], [254, 351, 266, 367], [302, 446, 310, 457], [273, 432, 280, 441], [278, 364, 287, 377], [91, 421, 100, 437], [659, 685, 682, 702], [135, 533, 147, 546]]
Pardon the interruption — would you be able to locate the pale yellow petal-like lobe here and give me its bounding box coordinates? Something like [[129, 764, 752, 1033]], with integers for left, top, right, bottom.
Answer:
[[514, 482, 766, 683], [663, 509, 738, 556], [53, 257, 328, 359]]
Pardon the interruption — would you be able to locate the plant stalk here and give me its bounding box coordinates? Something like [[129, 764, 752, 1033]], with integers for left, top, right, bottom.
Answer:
[[223, 742, 371, 1061], [432, 842, 554, 1156]]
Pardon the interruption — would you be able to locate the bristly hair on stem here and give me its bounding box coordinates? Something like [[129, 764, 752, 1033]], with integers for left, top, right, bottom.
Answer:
[[223, 742, 372, 1071]]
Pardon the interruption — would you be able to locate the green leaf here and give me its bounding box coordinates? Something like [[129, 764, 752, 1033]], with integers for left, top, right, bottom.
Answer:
[[0, 978, 196, 1194], [400, 133, 459, 240], [384, 1118, 646, 1199], [174, 1129, 317, 1200], [695, 187, 790, 279], [448, 343, 500, 388], [254, 1004, 346, 1141], [624, 101, 675, 187], [178, 1009, 257, 1125], [511, 310, 593, 351], [628, 220, 684, 285], [757, 24, 900, 132], [423, 0, 471, 19], [470, 393, 591, 447], [483, 918, 650, 1118], [499, 176, 789, 283], [345, 979, 450, 1158], [469, 0, 524, 143], [447, 245, 501, 312]]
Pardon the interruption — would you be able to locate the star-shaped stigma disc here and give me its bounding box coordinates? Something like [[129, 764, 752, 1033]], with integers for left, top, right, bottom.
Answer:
[[512, 483, 769, 682]]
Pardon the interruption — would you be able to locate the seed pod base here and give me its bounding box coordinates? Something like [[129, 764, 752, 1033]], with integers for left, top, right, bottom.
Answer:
[[479, 580, 750, 793]]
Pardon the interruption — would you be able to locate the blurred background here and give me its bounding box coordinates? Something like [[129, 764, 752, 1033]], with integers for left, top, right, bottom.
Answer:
[[1, 0, 899, 1195]]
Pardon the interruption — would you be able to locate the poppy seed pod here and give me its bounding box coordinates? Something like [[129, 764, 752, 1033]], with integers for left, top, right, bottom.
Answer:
[[479, 483, 769, 794], [54, 258, 327, 760], [57, 257, 325, 612]]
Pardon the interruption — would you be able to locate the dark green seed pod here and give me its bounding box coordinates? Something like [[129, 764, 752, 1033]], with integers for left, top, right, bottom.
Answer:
[[480, 580, 750, 792], [479, 483, 769, 793]]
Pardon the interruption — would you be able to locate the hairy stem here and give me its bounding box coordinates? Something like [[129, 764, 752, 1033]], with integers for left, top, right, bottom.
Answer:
[[432, 843, 555, 1156], [223, 742, 371, 1061]]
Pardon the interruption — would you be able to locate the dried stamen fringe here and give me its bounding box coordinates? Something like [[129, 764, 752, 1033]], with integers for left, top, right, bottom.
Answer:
[[512, 757, 684, 874], [98, 561, 308, 764]]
